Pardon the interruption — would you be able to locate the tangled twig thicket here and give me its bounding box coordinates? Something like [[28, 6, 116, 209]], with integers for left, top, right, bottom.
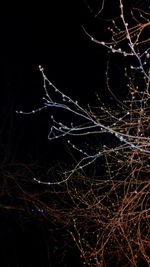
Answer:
[[15, 0, 150, 266]]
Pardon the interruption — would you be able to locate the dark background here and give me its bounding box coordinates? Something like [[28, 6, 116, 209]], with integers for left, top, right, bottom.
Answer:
[[0, 1, 107, 164], [0, 0, 147, 266], [0, 1, 106, 266]]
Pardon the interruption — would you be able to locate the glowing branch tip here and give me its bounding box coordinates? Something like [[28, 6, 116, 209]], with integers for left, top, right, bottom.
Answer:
[[39, 65, 44, 71]]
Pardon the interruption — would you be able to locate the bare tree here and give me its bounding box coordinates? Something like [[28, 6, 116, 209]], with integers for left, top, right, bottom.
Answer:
[[17, 1, 150, 266]]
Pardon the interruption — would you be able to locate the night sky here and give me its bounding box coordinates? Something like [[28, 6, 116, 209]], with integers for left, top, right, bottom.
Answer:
[[0, 1, 105, 266], [0, 0, 148, 266], [1, 1, 109, 165]]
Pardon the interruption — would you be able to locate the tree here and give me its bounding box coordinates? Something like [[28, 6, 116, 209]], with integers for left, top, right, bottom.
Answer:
[[17, 0, 150, 266]]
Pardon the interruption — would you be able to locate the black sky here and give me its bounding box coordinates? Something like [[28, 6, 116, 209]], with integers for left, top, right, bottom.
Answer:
[[0, 1, 108, 164], [0, 1, 149, 266]]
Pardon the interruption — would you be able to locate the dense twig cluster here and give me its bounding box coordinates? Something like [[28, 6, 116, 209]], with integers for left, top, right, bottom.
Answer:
[[16, 0, 150, 266]]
